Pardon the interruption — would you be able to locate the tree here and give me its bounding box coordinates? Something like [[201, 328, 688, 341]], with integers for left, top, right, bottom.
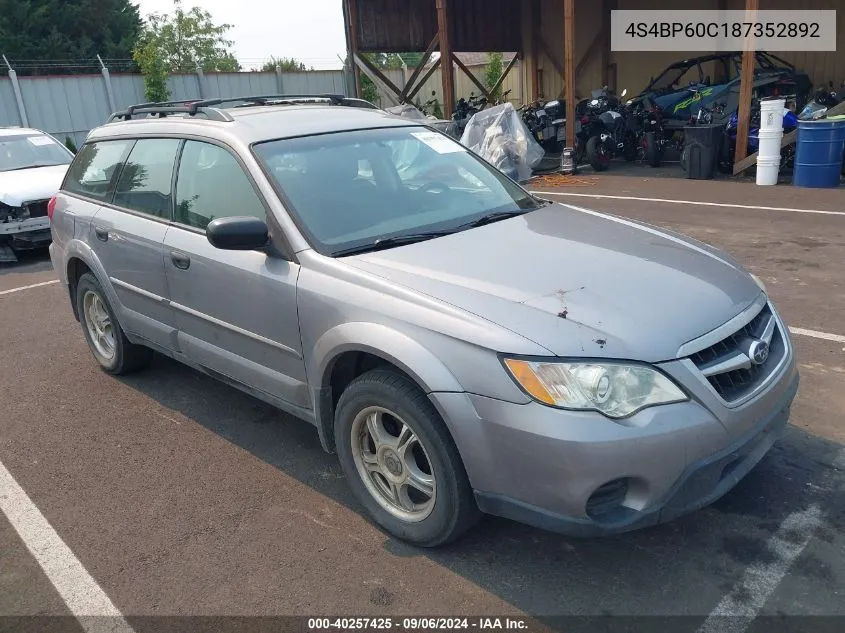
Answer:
[[484, 52, 504, 103], [134, 0, 240, 74], [260, 56, 309, 72], [0, 0, 142, 75]]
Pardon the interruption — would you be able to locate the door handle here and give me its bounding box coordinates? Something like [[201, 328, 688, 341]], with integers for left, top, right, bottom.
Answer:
[[94, 227, 108, 242], [170, 251, 191, 270]]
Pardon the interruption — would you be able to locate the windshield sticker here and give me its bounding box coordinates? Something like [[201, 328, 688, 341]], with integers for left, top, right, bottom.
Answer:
[[411, 131, 465, 154], [28, 136, 55, 146]]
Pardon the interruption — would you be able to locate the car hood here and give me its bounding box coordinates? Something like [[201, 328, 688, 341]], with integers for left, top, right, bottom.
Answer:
[[344, 203, 762, 362], [0, 164, 68, 207]]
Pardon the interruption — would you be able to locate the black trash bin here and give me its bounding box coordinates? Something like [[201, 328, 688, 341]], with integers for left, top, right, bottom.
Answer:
[[682, 124, 724, 180]]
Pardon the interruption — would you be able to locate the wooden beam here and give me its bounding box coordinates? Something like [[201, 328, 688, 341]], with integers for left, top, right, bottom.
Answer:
[[574, 30, 603, 81], [489, 53, 520, 101], [353, 53, 403, 106], [346, 0, 362, 98], [732, 127, 798, 175], [528, 0, 540, 101], [601, 0, 616, 88], [564, 0, 575, 148], [452, 53, 491, 101], [406, 57, 441, 102], [733, 0, 759, 172], [539, 36, 564, 78], [436, 0, 455, 118], [399, 34, 440, 102]]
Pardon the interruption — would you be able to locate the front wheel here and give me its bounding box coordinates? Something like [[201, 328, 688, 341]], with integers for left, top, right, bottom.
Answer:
[[334, 369, 480, 546], [586, 135, 610, 171], [644, 132, 663, 167]]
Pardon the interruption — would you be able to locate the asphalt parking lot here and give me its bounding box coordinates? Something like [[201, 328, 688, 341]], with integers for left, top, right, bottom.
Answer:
[[1, 174, 844, 633]]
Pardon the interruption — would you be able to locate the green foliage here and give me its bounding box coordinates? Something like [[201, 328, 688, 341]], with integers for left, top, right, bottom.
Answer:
[[133, 36, 170, 102], [64, 136, 78, 154], [0, 0, 142, 75], [136, 0, 240, 74], [361, 75, 379, 104], [260, 56, 309, 72], [365, 52, 405, 70], [398, 52, 425, 68], [432, 100, 443, 119], [484, 52, 504, 103]]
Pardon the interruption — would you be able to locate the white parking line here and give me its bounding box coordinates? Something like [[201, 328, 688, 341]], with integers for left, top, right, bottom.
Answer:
[[789, 327, 845, 344], [0, 459, 134, 633], [0, 279, 59, 296], [531, 190, 845, 217], [697, 504, 823, 633]]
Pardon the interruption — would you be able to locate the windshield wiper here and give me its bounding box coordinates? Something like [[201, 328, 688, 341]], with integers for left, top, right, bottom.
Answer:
[[332, 230, 454, 257], [460, 209, 531, 229]]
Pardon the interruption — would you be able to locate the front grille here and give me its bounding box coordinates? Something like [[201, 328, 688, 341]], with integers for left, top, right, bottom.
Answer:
[[24, 200, 49, 218], [585, 478, 629, 520], [689, 303, 785, 402]]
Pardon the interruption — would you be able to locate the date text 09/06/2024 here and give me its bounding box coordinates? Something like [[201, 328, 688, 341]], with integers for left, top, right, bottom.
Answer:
[[307, 618, 529, 631]]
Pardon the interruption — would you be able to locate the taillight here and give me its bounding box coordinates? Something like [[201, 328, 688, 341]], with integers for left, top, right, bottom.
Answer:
[[47, 195, 57, 221]]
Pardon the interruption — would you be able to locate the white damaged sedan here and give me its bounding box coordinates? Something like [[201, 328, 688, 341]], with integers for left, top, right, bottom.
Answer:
[[0, 127, 74, 262]]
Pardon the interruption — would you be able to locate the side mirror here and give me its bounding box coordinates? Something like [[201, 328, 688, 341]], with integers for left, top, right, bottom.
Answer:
[[206, 216, 269, 251]]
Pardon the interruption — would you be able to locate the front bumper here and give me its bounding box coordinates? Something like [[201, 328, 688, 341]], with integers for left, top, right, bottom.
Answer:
[[0, 217, 51, 248], [430, 354, 798, 537]]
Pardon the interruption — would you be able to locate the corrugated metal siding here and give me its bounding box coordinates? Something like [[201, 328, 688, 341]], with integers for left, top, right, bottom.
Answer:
[[356, 0, 522, 52], [0, 79, 21, 127], [0, 71, 353, 144], [357, 0, 438, 52], [450, 0, 522, 52]]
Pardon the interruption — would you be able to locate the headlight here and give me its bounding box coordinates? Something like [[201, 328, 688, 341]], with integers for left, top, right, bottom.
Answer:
[[503, 359, 688, 419]]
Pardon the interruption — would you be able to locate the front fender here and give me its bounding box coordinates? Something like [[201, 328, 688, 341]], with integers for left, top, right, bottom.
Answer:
[[310, 322, 465, 451]]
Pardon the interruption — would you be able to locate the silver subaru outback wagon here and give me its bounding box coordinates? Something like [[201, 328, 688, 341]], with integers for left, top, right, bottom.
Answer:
[[49, 95, 798, 546]]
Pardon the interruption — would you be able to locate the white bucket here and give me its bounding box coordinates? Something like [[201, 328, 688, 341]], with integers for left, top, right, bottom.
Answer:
[[756, 155, 780, 186], [759, 98, 786, 131]]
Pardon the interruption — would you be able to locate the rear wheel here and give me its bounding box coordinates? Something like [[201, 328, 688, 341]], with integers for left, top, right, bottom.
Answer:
[[76, 273, 151, 374], [586, 135, 610, 171], [334, 369, 479, 546]]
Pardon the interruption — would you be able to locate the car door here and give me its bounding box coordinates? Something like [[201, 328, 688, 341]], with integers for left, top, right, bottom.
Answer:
[[163, 139, 309, 410], [90, 138, 181, 351], [65, 138, 178, 351]]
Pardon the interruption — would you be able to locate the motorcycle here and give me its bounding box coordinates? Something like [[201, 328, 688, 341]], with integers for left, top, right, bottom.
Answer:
[[518, 98, 567, 172], [459, 102, 545, 183], [446, 92, 488, 139], [710, 99, 799, 174], [575, 87, 635, 171]]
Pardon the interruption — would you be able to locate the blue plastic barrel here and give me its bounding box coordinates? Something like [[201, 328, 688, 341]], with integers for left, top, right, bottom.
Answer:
[[793, 119, 845, 188]]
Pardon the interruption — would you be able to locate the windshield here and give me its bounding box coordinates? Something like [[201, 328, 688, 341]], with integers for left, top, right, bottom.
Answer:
[[253, 126, 542, 256], [0, 133, 73, 172], [650, 64, 702, 92]]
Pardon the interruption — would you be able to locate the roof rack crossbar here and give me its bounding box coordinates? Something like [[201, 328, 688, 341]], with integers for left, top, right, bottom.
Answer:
[[107, 104, 233, 123]]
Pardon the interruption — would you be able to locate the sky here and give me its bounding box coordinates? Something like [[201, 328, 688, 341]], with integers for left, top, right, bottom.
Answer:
[[134, 0, 350, 70]]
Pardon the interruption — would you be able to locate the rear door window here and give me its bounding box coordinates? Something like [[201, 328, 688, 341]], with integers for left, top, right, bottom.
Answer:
[[63, 140, 134, 201], [112, 139, 181, 219]]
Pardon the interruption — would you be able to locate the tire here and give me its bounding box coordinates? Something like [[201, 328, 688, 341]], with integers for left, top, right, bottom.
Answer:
[[586, 135, 610, 171], [76, 272, 152, 374], [622, 133, 638, 162], [334, 369, 480, 546], [644, 132, 663, 167]]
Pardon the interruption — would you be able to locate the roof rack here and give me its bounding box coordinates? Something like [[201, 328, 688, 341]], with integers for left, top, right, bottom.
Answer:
[[107, 94, 378, 122]]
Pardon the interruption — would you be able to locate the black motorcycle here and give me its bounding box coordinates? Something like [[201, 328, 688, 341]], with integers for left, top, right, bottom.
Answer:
[[575, 87, 635, 171], [624, 93, 667, 167], [518, 98, 566, 172], [446, 92, 488, 139]]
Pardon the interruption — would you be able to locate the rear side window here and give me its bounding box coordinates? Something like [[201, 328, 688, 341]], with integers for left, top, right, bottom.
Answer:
[[113, 139, 181, 219], [174, 141, 265, 230], [63, 140, 134, 201]]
